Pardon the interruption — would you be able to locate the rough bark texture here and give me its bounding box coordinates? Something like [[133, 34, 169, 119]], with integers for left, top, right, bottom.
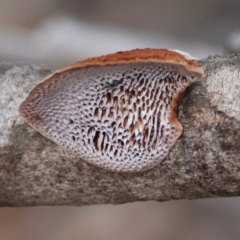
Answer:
[[0, 54, 239, 206]]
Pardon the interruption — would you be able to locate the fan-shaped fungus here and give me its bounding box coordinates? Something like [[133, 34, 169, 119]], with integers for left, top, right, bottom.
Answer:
[[20, 49, 204, 172]]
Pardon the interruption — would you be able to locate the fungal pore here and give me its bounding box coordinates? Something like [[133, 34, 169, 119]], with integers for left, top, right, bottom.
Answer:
[[19, 49, 204, 172]]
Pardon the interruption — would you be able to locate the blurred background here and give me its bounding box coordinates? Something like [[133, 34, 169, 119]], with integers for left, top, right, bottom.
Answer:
[[1, 0, 240, 239]]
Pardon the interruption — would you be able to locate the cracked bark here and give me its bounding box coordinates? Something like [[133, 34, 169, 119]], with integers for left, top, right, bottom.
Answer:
[[0, 53, 240, 206]]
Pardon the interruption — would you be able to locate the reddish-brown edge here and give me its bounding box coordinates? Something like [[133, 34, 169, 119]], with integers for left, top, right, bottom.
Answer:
[[58, 48, 203, 75]]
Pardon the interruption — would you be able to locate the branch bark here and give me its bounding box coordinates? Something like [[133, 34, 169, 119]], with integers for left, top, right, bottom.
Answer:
[[0, 54, 240, 206]]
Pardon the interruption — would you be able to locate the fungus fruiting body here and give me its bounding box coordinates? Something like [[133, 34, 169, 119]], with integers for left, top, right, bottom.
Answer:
[[20, 49, 204, 172]]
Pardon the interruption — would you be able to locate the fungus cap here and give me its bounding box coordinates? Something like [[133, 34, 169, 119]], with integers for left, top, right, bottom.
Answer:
[[20, 48, 204, 172]]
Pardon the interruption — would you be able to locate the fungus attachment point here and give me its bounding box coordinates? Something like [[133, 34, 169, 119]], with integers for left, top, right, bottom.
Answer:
[[19, 48, 204, 173]]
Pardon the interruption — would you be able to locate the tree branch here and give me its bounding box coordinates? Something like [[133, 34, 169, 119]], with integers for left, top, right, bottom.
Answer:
[[0, 53, 240, 206]]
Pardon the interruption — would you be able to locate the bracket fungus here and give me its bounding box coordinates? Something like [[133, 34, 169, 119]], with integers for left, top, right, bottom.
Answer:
[[20, 49, 204, 173]]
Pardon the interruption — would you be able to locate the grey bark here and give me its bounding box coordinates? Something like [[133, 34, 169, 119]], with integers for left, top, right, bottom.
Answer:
[[0, 54, 240, 207]]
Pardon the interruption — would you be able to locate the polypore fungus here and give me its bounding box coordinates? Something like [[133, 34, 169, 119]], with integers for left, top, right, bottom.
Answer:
[[19, 48, 204, 173]]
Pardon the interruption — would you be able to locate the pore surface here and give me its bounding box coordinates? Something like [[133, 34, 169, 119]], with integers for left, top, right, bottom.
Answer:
[[20, 62, 198, 172]]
